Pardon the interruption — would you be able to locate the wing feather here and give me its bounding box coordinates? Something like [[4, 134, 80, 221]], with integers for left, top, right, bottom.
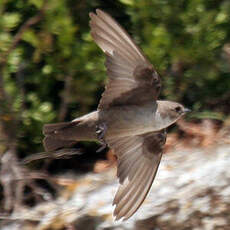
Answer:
[[107, 129, 167, 220], [90, 9, 146, 61], [89, 9, 161, 109], [122, 161, 159, 220], [114, 164, 152, 220]]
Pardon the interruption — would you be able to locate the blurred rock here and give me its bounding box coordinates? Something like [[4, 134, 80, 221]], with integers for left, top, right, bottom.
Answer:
[[1, 144, 230, 230], [177, 119, 218, 148], [71, 144, 230, 229]]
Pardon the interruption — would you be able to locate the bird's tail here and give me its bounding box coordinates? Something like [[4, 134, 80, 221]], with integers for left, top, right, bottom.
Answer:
[[42, 111, 98, 152], [43, 122, 79, 152]]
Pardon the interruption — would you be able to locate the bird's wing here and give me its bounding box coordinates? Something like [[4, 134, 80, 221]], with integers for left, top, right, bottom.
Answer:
[[89, 9, 161, 109], [106, 129, 167, 220]]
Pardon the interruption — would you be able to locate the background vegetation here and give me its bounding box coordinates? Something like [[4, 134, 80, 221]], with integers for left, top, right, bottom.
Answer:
[[0, 0, 230, 156]]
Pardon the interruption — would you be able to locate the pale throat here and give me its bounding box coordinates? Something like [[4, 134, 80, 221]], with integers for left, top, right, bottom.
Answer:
[[154, 109, 172, 130]]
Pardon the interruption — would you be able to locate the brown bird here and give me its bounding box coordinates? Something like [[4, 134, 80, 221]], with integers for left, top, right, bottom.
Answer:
[[43, 9, 190, 220]]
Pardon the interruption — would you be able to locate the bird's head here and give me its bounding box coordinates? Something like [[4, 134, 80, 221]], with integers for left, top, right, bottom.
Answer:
[[157, 100, 190, 126]]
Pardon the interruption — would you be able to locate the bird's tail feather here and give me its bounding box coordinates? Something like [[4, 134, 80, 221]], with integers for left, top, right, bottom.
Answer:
[[43, 121, 80, 152], [43, 122, 76, 135], [43, 136, 76, 152], [42, 116, 98, 152]]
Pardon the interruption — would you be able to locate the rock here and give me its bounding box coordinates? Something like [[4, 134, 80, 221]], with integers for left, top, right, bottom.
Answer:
[[70, 144, 230, 229], [2, 144, 230, 230]]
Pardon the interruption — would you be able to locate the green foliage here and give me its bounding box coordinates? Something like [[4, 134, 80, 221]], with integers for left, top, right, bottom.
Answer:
[[0, 0, 230, 154]]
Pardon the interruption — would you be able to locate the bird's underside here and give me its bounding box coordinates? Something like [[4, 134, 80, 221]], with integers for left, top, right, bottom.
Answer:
[[43, 112, 167, 221], [90, 9, 167, 220], [43, 9, 174, 221]]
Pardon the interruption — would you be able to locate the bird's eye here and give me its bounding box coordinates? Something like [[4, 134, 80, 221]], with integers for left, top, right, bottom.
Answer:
[[175, 106, 181, 113]]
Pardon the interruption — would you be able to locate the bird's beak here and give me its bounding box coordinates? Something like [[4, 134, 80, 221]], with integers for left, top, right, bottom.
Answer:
[[183, 108, 191, 113]]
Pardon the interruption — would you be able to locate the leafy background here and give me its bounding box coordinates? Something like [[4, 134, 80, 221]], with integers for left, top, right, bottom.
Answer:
[[0, 0, 230, 174]]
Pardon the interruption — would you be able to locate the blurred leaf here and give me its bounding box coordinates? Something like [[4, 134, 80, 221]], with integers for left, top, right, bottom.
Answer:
[[2, 13, 21, 31], [7, 48, 22, 73], [119, 0, 134, 6], [29, 0, 44, 9], [0, 33, 12, 52], [22, 29, 39, 47]]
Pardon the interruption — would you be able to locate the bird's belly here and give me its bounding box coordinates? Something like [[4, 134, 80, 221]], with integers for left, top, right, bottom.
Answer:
[[99, 104, 158, 138]]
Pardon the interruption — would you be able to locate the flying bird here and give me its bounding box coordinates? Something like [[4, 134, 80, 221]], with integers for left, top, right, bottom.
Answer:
[[43, 9, 190, 220]]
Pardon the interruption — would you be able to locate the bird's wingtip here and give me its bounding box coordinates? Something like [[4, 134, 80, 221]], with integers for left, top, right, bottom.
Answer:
[[89, 12, 94, 18], [96, 9, 102, 14]]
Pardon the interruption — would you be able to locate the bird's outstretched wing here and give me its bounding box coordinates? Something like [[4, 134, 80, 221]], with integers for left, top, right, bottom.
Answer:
[[106, 129, 167, 220], [89, 9, 161, 109]]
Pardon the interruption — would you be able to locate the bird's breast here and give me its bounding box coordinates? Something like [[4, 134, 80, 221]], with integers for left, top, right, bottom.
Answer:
[[99, 103, 159, 138]]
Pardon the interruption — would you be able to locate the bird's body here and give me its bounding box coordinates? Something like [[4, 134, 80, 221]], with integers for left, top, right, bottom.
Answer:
[[44, 100, 183, 150], [43, 9, 190, 220]]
